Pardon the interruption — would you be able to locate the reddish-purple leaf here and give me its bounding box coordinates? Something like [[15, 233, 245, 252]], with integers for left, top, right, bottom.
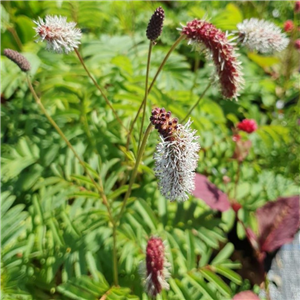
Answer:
[[232, 291, 260, 300], [193, 173, 230, 211], [257, 196, 300, 253]]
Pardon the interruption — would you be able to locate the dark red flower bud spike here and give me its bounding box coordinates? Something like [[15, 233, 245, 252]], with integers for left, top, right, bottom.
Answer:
[[150, 107, 180, 140], [146, 7, 165, 43]]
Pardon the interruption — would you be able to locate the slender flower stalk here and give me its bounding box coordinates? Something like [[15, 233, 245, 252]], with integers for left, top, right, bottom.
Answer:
[[74, 49, 127, 132], [26, 76, 111, 212], [34, 15, 81, 53], [7, 27, 23, 51], [138, 7, 164, 150], [151, 108, 200, 202], [26, 74, 119, 285], [140, 237, 170, 298], [181, 80, 212, 123], [117, 124, 153, 221], [126, 35, 185, 151], [181, 19, 244, 100], [236, 18, 289, 53], [138, 42, 153, 151]]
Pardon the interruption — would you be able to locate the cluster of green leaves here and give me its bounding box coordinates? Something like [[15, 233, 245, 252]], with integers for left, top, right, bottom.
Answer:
[[1, 1, 299, 300]]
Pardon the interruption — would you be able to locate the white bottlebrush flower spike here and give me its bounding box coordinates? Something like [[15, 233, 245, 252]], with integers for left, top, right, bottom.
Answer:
[[236, 18, 289, 53], [33, 15, 81, 54], [150, 108, 200, 202]]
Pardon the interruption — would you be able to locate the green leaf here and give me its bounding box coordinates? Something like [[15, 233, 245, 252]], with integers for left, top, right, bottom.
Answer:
[[213, 265, 242, 285], [108, 184, 139, 200], [211, 3, 243, 30], [70, 191, 100, 199], [134, 199, 158, 231], [169, 278, 192, 300], [71, 175, 95, 187], [1, 5, 11, 32], [197, 228, 219, 249], [187, 273, 217, 300], [57, 275, 108, 300], [186, 230, 196, 270], [248, 53, 280, 68], [200, 268, 231, 297], [211, 243, 234, 265]]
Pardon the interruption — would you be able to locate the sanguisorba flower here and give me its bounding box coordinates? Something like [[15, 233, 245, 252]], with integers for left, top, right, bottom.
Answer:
[[295, 39, 300, 51], [142, 237, 170, 298], [295, 1, 300, 13], [150, 108, 200, 202], [3, 49, 31, 72], [236, 18, 289, 53], [33, 15, 81, 53], [181, 19, 244, 100], [284, 20, 294, 33], [237, 119, 257, 133], [146, 7, 165, 43]]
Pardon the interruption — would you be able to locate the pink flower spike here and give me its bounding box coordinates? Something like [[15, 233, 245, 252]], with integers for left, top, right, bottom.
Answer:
[[295, 39, 300, 51], [237, 119, 257, 133], [141, 237, 170, 297], [284, 20, 294, 32], [33, 15, 81, 54], [295, 1, 300, 13], [181, 19, 244, 100]]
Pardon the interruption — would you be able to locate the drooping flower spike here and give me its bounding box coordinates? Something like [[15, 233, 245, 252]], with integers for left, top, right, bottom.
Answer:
[[150, 108, 200, 202], [33, 15, 81, 54], [4, 49, 31, 72], [140, 237, 170, 298], [236, 18, 289, 53], [181, 19, 244, 100]]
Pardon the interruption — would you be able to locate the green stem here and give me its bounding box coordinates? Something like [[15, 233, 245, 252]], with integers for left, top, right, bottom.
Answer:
[[7, 27, 23, 51], [117, 124, 153, 221], [74, 48, 127, 133], [127, 35, 185, 148], [181, 81, 212, 123], [112, 225, 118, 286], [27, 75, 119, 284], [138, 42, 152, 151], [148, 35, 185, 94], [233, 161, 242, 200], [26, 76, 114, 220]]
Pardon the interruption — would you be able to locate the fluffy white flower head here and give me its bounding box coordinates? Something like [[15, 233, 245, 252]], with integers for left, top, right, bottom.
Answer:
[[34, 15, 81, 54], [151, 108, 200, 202], [236, 18, 289, 53]]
